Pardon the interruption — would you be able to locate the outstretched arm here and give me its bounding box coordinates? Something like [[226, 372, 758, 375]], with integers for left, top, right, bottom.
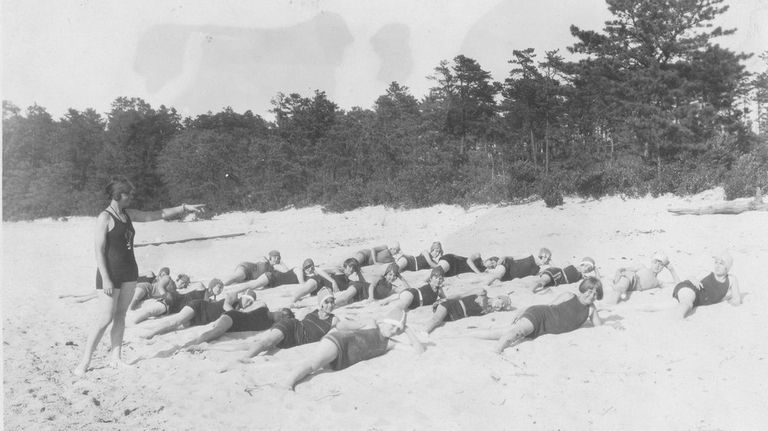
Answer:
[[467, 253, 483, 274], [486, 266, 506, 286], [727, 275, 742, 306], [589, 304, 603, 326], [126, 203, 204, 222], [401, 326, 426, 354]]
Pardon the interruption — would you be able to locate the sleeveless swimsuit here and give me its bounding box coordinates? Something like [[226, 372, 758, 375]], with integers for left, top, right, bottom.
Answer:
[[404, 285, 440, 309], [95, 209, 138, 289], [325, 328, 389, 370], [273, 310, 335, 349], [438, 294, 486, 321], [501, 255, 540, 281], [673, 273, 729, 307], [520, 295, 590, 339], [351, 278, 393, 302], [539, 265, 582, 287]]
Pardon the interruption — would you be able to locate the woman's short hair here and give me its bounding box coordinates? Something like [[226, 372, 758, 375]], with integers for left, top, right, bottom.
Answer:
[[105, 176, 134, 201], [578, 276, 604, 300]]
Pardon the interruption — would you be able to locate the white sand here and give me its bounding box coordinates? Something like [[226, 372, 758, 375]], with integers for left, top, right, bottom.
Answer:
[[3, 189, 768, 430]]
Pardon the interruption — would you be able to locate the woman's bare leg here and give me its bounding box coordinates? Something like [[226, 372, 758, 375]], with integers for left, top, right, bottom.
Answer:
[[127, 299, 166, 326], [290, 279, 319, 304], [109, 281, 136, 367], [281, 338, 339, 390], [494, 318, 534, 354], [604, 277, 631, 305], [671, 287, 696, 320], [135, 307, 195, 339], [222, 266, 248, 286], [424, 306, 449, 333], [223, 274, 270, 296], [333, 287, 358, 307], [151, 315, 234, 359], [73, 290, 118, 375]]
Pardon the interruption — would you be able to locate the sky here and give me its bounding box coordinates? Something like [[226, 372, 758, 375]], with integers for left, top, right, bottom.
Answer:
[[3, 0, 767, 120]]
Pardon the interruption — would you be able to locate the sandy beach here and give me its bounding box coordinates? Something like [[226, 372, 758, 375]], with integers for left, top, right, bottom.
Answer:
[[3, 189, 768, 430]]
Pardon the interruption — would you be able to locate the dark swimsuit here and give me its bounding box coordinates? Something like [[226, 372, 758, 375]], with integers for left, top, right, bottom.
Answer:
[[520, 295, 590, 339], [350, 278, 394, 302], [402, 254, 430, 272], [439, 254, 484, 277], [501, 256, 540, 281], [96, 209, 138, 289], [325, 328, 389, 370], [265, 270, 324, 291], [539, 265, 582, 287], [673, 273, 730, 307], [224, 307, 278, 332], [438, 295, 485, 321], [187, 299, 227, 326], [273, 309, 335, 349], [237, 261, 272, 281], [404, 285, 440, 309]]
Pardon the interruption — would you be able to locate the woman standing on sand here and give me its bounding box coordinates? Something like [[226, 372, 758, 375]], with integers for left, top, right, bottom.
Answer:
[[74, 176, 204, 376]]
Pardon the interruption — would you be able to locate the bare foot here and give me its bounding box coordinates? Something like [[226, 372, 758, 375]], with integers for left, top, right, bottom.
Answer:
[[73, 362, 89, 377]]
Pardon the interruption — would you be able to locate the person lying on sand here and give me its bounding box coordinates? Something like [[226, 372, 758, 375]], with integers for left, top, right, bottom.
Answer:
[[60, 267, 171, 304], [131, 291, 296, 361], [460, 277, 603, 354], [395, 241, 444, 272], [321, 258, 367, 293], [128, 274, 215, 326], [379, 267, 448, 310], [209, 258, 336, 304], [436, 252, 487, 277], [215, 250, 287, 287], [484, 248, 553, 286], [129, 269, 176, 310], [281, 309, 425, 390], [333, 263, 411, 307], [424, 291, 514, 334], [517, 257, 601, 294], [349, 243, 398, 267], [635, 251, 741, 319], [603, 253, 680, 304], [134, 290, 264, 339], [215, 289, 361, 371]]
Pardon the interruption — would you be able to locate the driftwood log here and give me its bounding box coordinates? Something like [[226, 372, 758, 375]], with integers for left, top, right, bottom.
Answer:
[[668, 187, 767, 215]]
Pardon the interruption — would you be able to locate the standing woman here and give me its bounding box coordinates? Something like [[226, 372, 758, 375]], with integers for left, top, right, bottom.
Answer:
[[74, 176, 204, 376]]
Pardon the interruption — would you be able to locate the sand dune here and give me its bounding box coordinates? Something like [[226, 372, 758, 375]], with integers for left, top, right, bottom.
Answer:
[[3, 189, 767, 430]]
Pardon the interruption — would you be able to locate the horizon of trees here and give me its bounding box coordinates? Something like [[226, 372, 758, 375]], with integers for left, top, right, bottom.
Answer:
[[4, 0, 768, 221]]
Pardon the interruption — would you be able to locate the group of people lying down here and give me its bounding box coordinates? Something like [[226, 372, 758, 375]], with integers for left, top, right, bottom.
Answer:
[[73, 242, 742, 389]]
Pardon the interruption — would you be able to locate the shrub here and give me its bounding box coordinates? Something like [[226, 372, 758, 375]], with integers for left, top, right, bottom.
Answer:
[[723, 144, 768, 199]]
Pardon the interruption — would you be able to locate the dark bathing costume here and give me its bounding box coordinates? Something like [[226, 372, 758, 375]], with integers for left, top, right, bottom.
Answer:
[[673, 272, 730, 307], [96, 209, 138, 289], [347, 279, 394, 302], [438, 254, 486, 277], [322, 273, 353, 291], [237, 261, 272, 281], [325, 328, 389, 370], [265, 269, 325, 292], [186, 299, 228, 326], [540, 265, 582, 287], [404, 284, 441, 309], [272, 309, 335, 349], [224, 307, 290, 333], [519, 295, 590, 339], [401, 254, 431, 272], [437, 294, 486, 321], [166, 289, 207, 314], [500, 256, 540, 281]]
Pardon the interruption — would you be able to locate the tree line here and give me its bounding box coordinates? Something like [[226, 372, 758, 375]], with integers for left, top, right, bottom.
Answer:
[[3, 0, 768, 220]]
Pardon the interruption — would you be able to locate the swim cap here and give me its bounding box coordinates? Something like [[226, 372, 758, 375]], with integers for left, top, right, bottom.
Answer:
[[579, 257, 596, 269], [652, 253, 670, 266], [302, 258, 315, 270], [176, 274, 190, 284], [158, 267, 171, 276], [317, 287, 334, 305], [268, 250, 281, 258], [712, 250, 734, 271], [207, 278, 223, 292]]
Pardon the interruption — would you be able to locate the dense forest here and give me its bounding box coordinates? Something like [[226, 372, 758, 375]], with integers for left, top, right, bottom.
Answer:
[[4, 0, 768, 220]]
